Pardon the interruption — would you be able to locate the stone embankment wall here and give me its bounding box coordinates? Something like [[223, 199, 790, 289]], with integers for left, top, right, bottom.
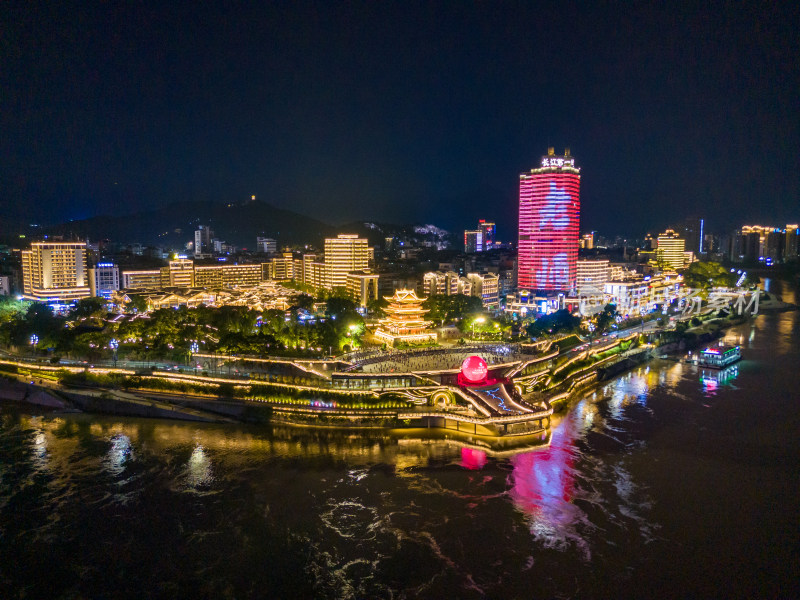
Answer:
[[0, 377, 69, 409]]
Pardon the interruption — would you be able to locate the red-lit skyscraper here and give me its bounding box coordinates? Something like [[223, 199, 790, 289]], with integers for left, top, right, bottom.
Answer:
[[518, 148, 581, 293]]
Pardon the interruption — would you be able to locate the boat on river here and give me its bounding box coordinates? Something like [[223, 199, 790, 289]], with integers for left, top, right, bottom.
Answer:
[[692, 345, 742, 369]]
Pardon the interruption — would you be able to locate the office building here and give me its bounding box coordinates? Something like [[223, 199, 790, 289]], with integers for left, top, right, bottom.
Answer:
[[423, 271, 460, 296], [575, 259, 610, 296], [299, 254, 327, 289], [346, 271, 379, 309], [604, 279, 650, 314], [786, 225, 799, 260], [89, 263, 120, 298], [498, 269, 516, 298], [122, 270, 162, 290], [324, 234, 369, 290], [21, 241, 91, 303], [656, 229, 686, 270], [464, 230, 483, 253], [270, 253, 295, 281], [478, 220, 495, 250], [160, 258, 195, 288], [194, 225, 214, 256], [466, 272, 500, 310], [518, 148, 581, 293], [256, 237, 277, 254], [195, 264, 264, 289], [677, 217, 704, 255]]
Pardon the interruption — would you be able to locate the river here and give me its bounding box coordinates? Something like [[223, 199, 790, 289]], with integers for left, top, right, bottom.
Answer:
[[1, 280, 798, 599]]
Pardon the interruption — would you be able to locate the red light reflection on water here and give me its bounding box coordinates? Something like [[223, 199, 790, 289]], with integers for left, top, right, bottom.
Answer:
[[460, 447, 487, 470], [509, 418, 577, 521]]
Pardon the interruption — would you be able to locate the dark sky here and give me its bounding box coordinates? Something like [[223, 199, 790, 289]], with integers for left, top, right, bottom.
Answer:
[[2, 2, 798, 239]]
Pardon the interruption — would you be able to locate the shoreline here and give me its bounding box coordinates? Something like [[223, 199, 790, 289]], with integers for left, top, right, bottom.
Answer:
[[1, 304, 792, 443]]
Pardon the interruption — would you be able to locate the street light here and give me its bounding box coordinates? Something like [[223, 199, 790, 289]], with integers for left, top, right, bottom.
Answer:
[[109, 338, 119, 368], [30, 334, 38, 357], [472, 316, 485, 339]]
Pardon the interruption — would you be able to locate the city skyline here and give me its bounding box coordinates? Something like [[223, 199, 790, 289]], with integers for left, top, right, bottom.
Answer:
[[2, 4, 799, 236]]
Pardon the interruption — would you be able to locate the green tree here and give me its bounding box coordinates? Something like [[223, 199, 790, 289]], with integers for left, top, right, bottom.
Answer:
[[683, 261, 737, 290], [0, 297, 31, 324], [595, 303, 619, 332], [525, 309, 580, 338], [69, 297, 108, 319], [125, 295, 148, 313], [422, 294, 483, 324], [293, 293, 314, 310]]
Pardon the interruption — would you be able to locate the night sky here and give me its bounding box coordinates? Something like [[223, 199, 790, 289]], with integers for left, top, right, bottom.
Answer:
[[2, 3, 798, 238]]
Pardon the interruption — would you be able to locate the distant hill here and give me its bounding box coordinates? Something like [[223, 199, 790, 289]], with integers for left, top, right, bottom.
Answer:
[[40, 200, 461, 250], [43, 200, 343, 249]]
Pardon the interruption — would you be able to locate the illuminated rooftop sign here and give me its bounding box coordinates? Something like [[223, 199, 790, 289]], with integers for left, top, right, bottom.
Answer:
[[540, 157, 576, 169]]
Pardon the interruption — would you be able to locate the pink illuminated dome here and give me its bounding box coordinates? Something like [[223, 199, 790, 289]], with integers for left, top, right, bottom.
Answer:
[[460, 355, 488, 384]]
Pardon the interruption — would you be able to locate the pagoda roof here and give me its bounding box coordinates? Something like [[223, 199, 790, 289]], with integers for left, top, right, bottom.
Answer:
[[384, 288, 427, 303]]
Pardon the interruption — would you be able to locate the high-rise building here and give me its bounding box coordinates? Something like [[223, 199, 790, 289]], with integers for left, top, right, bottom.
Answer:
[[785, 225, 799, 260], [194, 226, 213, 256], [89, 263, 120, 298], [466, 272, 500, 310], [299, 254, 326, 289], [677, 217, 704, 255], [324, 234, 369, 290], [656, 229, 686, 270], [21, 241, 91, 303], [464, 230, 483, 253], [575, 259, 609, 296], [270, 253, 295, 281], [478, 220, 495, 250], [160, 258, 195, 288], [518, 148, 581, 293], [737, 225, 786, 263], [346, 271, 379, 309], [256, 237, 277, 254]]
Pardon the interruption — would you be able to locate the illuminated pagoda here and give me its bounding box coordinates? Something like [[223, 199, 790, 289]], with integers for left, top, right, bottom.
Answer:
[[374, 289, 437, 347]]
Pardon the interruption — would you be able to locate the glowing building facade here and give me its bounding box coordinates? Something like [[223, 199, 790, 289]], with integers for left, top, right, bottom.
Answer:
[[478, 220, 496, 250], [656, 229, 686, 270], [324, 234, 369, 290], [518, 148, 581, 293], [464, 230, 483, 253], [575, 259, 609, 296], [21, 241, 91, 303], [89, 263, 120, 298]]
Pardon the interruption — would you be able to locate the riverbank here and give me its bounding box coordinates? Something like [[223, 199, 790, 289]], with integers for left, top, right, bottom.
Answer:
[[1, 301, 793, 437]]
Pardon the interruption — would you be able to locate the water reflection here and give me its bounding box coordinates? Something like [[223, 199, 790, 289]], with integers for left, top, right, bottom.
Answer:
[[31, 425, 49, 471], [509, 412, 583, 554], [460, 447, 487, 470], [186, 444, 213, 488], [104, 433, 133, 476], [1, 295, 797, 600], [700, 365, 739, 396]]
